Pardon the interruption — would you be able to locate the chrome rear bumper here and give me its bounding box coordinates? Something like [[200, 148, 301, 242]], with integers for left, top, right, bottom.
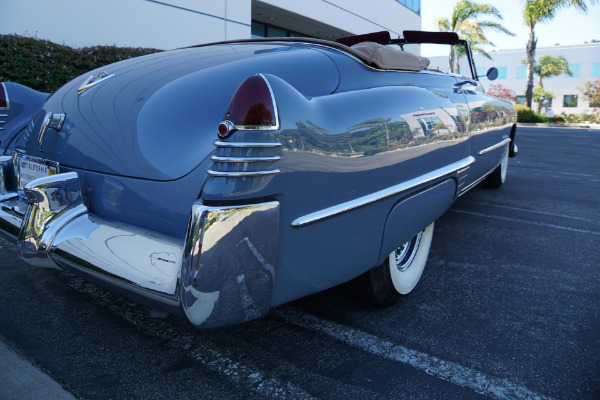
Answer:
[[0, 156, 279, 328]]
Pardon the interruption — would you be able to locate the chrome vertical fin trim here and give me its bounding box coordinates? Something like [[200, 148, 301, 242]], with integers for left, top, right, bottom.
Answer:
[[292, 156, 476, 228]]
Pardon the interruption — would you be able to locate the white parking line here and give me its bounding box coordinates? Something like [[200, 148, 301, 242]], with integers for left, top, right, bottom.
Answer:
[[64, 274, 316, 400], [451, 209, 600, 236], [276, 308, 555, 400], [457, 201, 594, 222]]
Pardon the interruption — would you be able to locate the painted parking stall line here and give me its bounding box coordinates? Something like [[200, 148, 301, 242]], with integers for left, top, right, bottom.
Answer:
[[275, 308, 554, 400], [63, 274, 317, 400], [450, 209, 600, 236]]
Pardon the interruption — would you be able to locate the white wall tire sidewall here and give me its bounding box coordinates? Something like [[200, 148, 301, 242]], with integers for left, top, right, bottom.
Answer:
[[500, 146, 508, 184], [389, 222, 434, 295]]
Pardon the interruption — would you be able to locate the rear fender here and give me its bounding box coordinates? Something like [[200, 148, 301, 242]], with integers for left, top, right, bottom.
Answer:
[[0, 82, 48, 154]]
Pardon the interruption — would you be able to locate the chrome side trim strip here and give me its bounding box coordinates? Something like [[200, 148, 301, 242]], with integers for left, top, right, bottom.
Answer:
[[211, 155, 282, 162], [478, 138, 511, 156], [207, 169, 280, 177], [213, 141, 282, 148], [292, 156, 476, 228]]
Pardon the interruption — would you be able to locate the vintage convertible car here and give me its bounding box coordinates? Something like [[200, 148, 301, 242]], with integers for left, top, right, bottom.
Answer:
[[0, 30, 517, 328]]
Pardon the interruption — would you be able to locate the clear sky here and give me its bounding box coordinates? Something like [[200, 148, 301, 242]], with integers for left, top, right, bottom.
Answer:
[[420, 0, 600, 55]]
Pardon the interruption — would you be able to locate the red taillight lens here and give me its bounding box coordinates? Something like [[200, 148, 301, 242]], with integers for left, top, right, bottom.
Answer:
[[225, 75, 277, 127], [0, 83, 8, 109]]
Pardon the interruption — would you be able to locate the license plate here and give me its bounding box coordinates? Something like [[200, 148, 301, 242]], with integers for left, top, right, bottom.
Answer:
[[18, 155, 59, 189]]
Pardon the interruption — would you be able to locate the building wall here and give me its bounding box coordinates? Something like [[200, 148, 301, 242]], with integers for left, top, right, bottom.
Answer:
[[428, 43, 600, 114], [1, 0, 421, 50]]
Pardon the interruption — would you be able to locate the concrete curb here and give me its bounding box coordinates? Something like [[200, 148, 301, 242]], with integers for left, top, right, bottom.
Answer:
[[0, 341, 77, 400], [518, 122, 600, 129]]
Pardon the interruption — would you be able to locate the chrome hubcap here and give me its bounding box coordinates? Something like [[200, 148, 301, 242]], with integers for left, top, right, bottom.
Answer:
[[395, 231, 422, 272]]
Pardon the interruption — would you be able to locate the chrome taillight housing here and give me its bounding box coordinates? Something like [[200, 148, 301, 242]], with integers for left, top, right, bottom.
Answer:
[[218, 74, 279, 139]]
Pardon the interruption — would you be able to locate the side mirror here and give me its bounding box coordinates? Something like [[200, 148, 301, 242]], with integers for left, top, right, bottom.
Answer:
[[485, 67, 498, 81]]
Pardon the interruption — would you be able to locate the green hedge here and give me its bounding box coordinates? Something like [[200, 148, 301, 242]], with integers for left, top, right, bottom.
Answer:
[[0, 34, 160, 93], [515, 104, 549, 123]]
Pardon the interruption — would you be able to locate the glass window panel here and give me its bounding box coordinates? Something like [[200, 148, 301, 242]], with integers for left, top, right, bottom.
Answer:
[[267, 26, 288, 37], [516, 95, 526, 105], [563, 95, 578, 107], [592, 63, 600, 77], [251, 22, 265, 38], [516, 66, 527, 79], [567, 64, 580, 77], [496, 67, 507, 79]]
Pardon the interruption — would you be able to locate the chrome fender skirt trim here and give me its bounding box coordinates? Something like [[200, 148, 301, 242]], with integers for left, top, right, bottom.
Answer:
[[291, 156, 475, 228], [181, 201, 279, 328]]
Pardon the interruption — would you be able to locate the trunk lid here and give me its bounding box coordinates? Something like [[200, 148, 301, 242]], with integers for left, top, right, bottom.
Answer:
[[22, 42, 339, 180]]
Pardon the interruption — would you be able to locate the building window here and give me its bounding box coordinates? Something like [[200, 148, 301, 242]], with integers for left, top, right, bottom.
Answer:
[[516, 95, 526, 105], [516, 66, 527, 79], [251, 22, 266, 38], [567, 64, 580, 77], [563, 95, 578, 107], [496, 67, 507, 79], [592, 63, 600, 77], [251, 21, 307, 39], [396, 0, 421, 15]]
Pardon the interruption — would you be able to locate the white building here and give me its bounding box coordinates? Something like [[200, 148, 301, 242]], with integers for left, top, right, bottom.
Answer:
[[1, 0, 421, 50], [428, 43, 600, 115]]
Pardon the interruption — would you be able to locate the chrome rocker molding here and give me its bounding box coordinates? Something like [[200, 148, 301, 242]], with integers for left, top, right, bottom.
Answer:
[[291, 156, 475, 228], [0, 170, 281, 327]]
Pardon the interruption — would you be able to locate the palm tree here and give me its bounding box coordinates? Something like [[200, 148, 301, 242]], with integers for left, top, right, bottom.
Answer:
[[437, 0, 514, 74], [522, 0, 595, 108]]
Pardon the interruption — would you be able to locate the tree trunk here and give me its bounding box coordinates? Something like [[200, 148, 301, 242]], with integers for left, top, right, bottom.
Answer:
[[456, 57, 461, 76], [448, 46, 455, 73], [525, 24, 537, 108], [536, 76, 544, 113]]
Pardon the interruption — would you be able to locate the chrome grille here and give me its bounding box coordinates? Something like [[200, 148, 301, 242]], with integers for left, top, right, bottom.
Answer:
[[0, 114, 7, 131], [208, 140, 282, 177]]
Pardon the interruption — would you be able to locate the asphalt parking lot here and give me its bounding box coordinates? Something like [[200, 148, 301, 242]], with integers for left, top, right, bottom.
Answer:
[[0, 126, 598, 400]]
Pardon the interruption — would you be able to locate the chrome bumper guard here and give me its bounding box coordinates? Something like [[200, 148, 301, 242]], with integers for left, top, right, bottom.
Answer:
[[0, 158, 280, 328]]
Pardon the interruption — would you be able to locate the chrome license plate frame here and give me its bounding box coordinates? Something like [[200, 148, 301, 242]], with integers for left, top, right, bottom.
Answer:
[[17, 155, 59, 190]]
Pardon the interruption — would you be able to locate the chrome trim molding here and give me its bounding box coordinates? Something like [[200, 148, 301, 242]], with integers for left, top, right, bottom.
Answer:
[[211, 155, 282, 162], [207, 169, 281, 177], [292, 156, 475, 228], [181, 201, 279, 328], [478, 138, 511, 156], [209, 140, 282, 177], [213, 141, 282, 148], [77, 72, 116, 95]]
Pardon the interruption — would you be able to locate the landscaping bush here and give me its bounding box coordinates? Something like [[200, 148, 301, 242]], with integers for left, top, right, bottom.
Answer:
[[0, 34, 160, 93], [559, 112, 600, 124], [515, 104, 549, 123]]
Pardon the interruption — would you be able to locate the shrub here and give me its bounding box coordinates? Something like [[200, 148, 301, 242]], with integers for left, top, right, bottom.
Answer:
[[516, 104, 549, 123], [0, 34, 160, 92]]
